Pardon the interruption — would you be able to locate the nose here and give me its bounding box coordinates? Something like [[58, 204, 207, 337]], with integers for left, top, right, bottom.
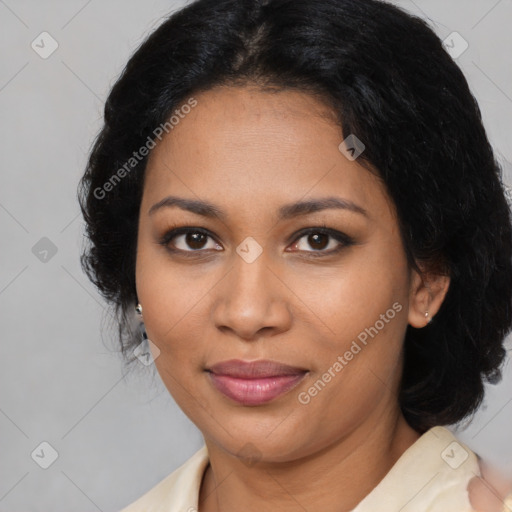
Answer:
[[211, 251, 293, 341]]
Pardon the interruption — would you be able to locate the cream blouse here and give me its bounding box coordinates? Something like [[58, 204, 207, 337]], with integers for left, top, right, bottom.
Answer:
[[120, 426, 511, 511]]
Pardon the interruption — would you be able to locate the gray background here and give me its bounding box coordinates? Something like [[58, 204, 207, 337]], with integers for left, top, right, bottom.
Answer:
[[1, 0, 511, 510]]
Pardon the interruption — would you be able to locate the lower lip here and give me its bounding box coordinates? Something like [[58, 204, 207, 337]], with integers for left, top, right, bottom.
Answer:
[[208, 372, 306, 405]]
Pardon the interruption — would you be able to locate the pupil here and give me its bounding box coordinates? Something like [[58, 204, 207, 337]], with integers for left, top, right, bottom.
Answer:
[[309, 233, 328, 250], [187, 233, 206, 249]]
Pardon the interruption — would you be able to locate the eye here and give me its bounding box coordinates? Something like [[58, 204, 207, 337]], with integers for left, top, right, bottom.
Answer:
[[287, 227, 354, 256], [160, 227, 222, 253], [159, 225, 354, 257]]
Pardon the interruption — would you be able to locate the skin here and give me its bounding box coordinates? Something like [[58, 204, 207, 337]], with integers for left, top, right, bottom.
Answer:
[[135, 85, 450, 512], [469, 461, 512, 512]]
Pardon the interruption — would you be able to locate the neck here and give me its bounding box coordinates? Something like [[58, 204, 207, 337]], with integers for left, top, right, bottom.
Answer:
[[199, 411, 420, 512]]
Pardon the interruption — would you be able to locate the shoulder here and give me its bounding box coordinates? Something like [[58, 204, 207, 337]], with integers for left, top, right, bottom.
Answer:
[[120, 445, 209, 512]]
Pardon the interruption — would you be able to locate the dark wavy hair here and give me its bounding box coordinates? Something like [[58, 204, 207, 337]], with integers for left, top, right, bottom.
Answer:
[[78, 0, 512, 433]]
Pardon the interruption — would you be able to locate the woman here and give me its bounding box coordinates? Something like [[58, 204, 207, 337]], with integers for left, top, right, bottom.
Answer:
[[78, 0, 512, 510]]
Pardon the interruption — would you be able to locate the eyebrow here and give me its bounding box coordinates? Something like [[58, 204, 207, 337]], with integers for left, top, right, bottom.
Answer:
[[148, 195, 368, 220]]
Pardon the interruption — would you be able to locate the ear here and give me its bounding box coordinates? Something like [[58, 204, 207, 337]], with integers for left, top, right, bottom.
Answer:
[[408, 266, 450, 328]]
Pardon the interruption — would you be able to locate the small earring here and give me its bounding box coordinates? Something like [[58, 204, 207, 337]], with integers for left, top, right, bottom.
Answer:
[[135, 303, 143, 316], [425, 311, 432, 324]]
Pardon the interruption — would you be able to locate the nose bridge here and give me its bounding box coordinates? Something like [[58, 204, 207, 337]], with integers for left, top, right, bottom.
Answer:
[[212, 248, 291, 339], [232, 248, 272, 300]]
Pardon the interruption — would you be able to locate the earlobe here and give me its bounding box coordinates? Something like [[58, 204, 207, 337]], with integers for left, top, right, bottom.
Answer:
[[408, 268, 450, 328]]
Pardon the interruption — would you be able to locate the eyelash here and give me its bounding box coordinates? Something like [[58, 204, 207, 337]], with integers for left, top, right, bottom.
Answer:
[[158, 225, 354, 258]]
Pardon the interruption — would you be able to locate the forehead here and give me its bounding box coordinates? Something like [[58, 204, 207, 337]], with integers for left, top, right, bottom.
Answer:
[[142, 86, 395, 224]]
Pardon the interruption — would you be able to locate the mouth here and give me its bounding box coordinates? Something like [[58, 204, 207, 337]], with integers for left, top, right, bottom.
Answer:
[[206, 359, 308, 406]]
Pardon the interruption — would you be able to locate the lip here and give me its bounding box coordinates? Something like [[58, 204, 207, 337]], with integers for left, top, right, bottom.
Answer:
[[206, 359, 308, 406]]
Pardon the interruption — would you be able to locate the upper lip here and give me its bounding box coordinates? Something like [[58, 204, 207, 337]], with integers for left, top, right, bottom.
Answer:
[[207, 359, 307, 378]]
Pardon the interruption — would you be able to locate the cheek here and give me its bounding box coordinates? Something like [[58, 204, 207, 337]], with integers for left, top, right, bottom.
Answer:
[[136, 223, 196, 326], [136, 236, 187, 356], [291, 240, 410, 401], [300, 244, 409, 343], [137, 277, 204, 363], [136, 259, 209, 409], [135, 239, 222, 388]]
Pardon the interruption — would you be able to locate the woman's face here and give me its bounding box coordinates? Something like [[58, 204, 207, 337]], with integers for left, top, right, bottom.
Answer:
[[136, 85, 424, 462]]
